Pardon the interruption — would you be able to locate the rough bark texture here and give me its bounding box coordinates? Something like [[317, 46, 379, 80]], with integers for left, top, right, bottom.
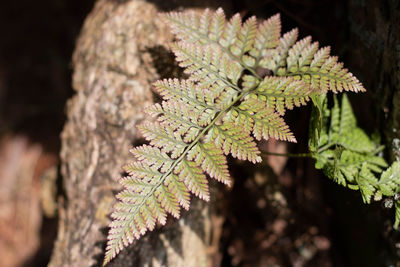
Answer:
[[48, 1, 232, 266]]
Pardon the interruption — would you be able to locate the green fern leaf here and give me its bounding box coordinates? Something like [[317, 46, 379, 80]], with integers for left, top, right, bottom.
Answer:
[[230, 16, 257, 64], [220, 12, 241, 47], [171, 42, 242, 89], [357, 163, 378, 203], [377, 162, 400, 197], [310, 93, 389, 204]]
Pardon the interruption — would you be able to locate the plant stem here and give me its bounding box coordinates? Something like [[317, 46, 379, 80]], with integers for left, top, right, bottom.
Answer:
[[261, 151, 312, 158]]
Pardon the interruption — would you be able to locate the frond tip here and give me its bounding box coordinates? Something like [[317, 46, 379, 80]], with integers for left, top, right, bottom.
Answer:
[[104, 7, 367, 265]]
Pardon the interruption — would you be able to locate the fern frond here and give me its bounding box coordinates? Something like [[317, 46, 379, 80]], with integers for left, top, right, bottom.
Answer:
[[233, 96, 296, 142], [356, 163, 379, 203], [171, 42, 243, 88], [247, 76, 314, 115], [105, 8, 368, 265], [105, 183, 168, 264], [129, 145, 173, 172], [174, 159, 210, 201], [270, 33, 365, 93], [310, 93, 389, 204], [164, 174, 191, 210], [205, 123, 262, 163], [187, 142, 231, 185], [264, 28, 298, 72], [153, 79, 212, 109], [251, 14, 281, 64], [148, 102, 202, 138], [230, 16, 257, 66], [377, 162, 400, 197], [138, 122, 187, 158]]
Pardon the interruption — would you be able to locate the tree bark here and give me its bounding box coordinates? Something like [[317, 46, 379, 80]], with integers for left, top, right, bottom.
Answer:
[[48, 1, 232, 266], [347, 0, 400, 264], [348, 0, 400, 160]]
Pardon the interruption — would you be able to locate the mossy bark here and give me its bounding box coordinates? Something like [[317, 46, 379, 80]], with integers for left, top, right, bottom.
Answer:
[[48, 1, 232, 266]]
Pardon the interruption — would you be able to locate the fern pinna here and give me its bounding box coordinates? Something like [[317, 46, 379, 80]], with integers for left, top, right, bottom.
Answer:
[[104, 8, 364, 264]]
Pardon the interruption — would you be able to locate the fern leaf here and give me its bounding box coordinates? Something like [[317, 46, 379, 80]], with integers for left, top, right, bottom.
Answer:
[[209, 8, 225, 41], [235, 16, 257, 55], [129, 145, 173, 172], [357, 163, 378, 203], [153, 79, 213, 109], [220, 13, 241, 48], [121, 162, 160, 189], [138, 122, 187, 158], [148, 102, 203, 138], [338, 94, 357, 133], [264, 28, 298, 72], [270, 33, 365, 93], [163, 174, 191, 210], [171, 42, 243, 89], [248, 76, 314, 115], [234, 96, 296, 142], [377, 162, 400, 197], [286, 36, 313, 71], [205, 124, 262, 163], [154, 185, 180, 218], [251, 14, 281, 64], [105, 191, 167, 265], [187, 142, 231, 185], [327, 95, 375, 152], [174, 159, 210, 201]]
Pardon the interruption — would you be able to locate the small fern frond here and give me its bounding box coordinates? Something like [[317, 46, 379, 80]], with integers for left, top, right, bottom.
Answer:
[[230, 16, 257, 65], [164, 174, 191, 210], [310, 94, 388, 204], [377, 162, 400, 197], [138, 122, 187, 158], [247, 76, 314, 115], [264, 28, 299, 72], [129, 145, 173, 172], [187, 142, 231, 185], [171, 42, 243, 88], [234, 96, 296, 142], [356, 163, 379, 203], [270, 34, 365, 93], [174, 159, 210, 201], [205, 123, 262, 163], [251, 14, 281, 65]]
